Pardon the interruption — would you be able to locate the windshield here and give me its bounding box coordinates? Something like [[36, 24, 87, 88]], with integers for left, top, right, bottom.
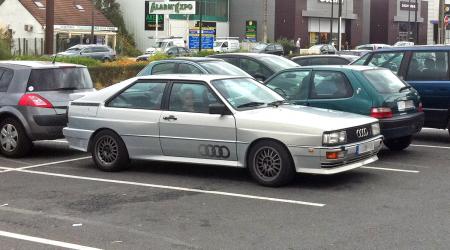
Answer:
[[214, 42, 223, 47], [363, 69, 407, 94], [156, 42, 168, 49], [200, 61, 250, 76], [253, 44, 267, 50], [211, 78, 284, 110], [27, 68, 93, 91], [262, 56, 298, 72]]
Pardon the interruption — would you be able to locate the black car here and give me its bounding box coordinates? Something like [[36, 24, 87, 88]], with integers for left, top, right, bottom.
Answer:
[[251, 43, 285, 56], [209, 53, 298, 81], [291, 55, 360, 66]]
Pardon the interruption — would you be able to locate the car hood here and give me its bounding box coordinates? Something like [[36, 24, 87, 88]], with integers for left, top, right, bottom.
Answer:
[[235, 105, 376, 134]]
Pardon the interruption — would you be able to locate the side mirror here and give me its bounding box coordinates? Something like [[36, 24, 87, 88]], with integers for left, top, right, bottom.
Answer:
[[209, 103, 229, 115]]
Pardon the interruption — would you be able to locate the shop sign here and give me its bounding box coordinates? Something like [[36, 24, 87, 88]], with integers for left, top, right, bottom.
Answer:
[[245, 20, 257, 42], [144, 11, 164, 31], [189, 27, 215, 49], [400, 1, 417, 11], [318, 0, 343, 3], [53, 25, 118, 32], [146, 1, 196, 15]]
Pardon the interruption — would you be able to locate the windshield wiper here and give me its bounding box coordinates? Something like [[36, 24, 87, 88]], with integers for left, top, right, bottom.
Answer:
[[399, 85, 412, 92], [237, 102, 265, 108], [267, 100, 289, 107]]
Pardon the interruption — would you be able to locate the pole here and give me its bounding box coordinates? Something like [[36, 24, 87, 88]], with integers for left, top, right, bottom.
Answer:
[[440, 0, 445, 44], [263, 0, 268, 43], [407, 0, 411, 41], [330, 0, 334, 44], [415, 0, 418, 43], [337, 0, 342, 51], [155, 14, 159, 45], [91, 1, 95, 44], [44, 0, 54, 54], [199, 0, 203, 51]]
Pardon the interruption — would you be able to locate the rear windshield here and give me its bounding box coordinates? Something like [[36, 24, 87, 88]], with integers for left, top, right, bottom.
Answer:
[[27, 67, 93, 91], [363, 69, 407, 94], [199, 61, 250, 76], [262, 56, 298, 72]]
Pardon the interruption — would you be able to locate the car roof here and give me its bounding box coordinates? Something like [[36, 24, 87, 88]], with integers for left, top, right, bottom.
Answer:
[[291, 55, 356, 59], [166, 57, 220, 62], [282, 65, 380, 71], [211, 53, 283, 58], [375, 45, 450, 52], [0, 60, 85, 68], [135, 74, 249, 82]]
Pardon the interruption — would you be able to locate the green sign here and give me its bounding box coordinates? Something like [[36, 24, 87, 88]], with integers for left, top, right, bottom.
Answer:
[[145, 2, 164, 31], [246, 20, 257, 42]]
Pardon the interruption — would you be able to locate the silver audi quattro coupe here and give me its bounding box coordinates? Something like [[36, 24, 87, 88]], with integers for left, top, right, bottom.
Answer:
[[64, 75, 383, 186]]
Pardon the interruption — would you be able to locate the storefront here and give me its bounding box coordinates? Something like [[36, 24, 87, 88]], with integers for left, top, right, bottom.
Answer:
[[54, 25, 118, 52]]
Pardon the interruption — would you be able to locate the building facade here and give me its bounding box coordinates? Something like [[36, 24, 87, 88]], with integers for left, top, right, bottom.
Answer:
[[0, 0, 117, 55], [116, 0, 230, 52]]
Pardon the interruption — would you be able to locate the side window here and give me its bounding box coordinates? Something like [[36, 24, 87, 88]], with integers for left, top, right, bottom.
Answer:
[[309, 57, 328, 66], [0, 68, 14, 92], [352, 53, 371, 65], [310, 71, 353, 99], [169, 82, 220, 113], [266, 71, 311, 100], [108, 82, 166, 110], [266, 45, 275, 51], [240, 58, 272, 79], [220, 57, 239, 66], [222, 42, 229, 48], [327, 57, 350, 65], [177, 63, 203, 74], [367, 52, 405, 74], [152, 63, 177, 75], [406, 51, 449, 81], [82, 48, 93, 53], [293, 58, 306, 66]]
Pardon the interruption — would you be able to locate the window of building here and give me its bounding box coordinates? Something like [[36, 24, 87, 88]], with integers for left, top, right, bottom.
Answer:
[[75, 4, 85, 11], [34, 1, 45, 9]]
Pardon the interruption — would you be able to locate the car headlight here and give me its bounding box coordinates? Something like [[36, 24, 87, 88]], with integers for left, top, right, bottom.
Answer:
[[323, 130, 347, 145], [371, 123, 380, 136]]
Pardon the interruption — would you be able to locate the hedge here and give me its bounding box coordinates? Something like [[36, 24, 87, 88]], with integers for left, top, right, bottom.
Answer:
[[89, 61, 147, 89]]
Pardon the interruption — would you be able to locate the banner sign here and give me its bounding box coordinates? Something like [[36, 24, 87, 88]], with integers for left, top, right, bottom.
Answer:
[[245, 20, 257, 42], [146, 1, 196, 15], [189, 28, 215, 49]]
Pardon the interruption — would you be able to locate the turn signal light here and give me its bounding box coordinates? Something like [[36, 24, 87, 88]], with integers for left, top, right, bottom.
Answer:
[[18, 94, 53, 109], [326, 152, 339, 160], [370, 107, 393, 119]]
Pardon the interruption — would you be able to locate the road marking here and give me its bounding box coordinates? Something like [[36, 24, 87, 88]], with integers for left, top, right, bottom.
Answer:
[[361, 166, 420, 173], [0, 230, 102, 250], [411, 144, 450, 150], [0, 157, 91, 173], [0, 167, 325, 207]]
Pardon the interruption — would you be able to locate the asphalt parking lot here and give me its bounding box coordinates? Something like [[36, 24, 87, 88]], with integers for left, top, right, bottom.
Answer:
[[0, 129, 449, 250]]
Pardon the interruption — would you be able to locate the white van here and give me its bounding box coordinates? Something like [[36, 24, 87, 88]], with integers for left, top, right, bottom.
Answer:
[[146, 37, 185, 54], [213, 37, 240, 53]]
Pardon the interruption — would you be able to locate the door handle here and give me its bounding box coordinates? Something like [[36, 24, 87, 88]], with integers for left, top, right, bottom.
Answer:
[[163, 115, 177, 121]]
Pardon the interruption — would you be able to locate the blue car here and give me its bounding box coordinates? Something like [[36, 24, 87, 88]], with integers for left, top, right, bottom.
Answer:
[[137, 57, 251, 77], [353, 46, 450, 135]]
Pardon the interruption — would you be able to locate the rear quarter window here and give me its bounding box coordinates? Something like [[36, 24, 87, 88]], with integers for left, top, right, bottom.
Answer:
[[363, 69, 407, 93], [0, 68, 14, 92]]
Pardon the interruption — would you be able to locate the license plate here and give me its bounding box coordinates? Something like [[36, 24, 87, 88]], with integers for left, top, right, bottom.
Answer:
[[356, 141, 375, 155], [397, 100, 414, 111]]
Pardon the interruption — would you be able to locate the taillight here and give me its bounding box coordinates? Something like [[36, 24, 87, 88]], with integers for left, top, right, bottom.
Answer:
[[370, 107, 393, 119], [18, 94, 53, 108], [418, 102, 424, 112]]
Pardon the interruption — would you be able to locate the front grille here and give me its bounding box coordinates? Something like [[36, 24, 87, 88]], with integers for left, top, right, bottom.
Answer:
[[321, 151, 377, 169], [346, 124, 373, 144]]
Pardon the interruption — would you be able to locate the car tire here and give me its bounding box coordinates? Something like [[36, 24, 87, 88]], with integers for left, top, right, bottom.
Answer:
[[248, 140, 296, 187], [0, 117, 32, 158], [384, 135, 412, 151], [92, 130, 129, 172]]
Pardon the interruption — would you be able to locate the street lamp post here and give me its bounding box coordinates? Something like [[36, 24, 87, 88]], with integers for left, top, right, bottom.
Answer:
[[337, 0, 342, 51], [330, 0, 334, 44], [199, 0, 203, 52]]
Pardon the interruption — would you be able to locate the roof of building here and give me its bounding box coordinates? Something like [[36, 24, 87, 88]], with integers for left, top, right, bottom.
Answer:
[[18, 0, 114, 27]]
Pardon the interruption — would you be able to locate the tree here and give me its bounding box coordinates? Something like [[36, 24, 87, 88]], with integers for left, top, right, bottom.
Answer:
[[93, 0, 141, 56], [0, 27, 12, 59]]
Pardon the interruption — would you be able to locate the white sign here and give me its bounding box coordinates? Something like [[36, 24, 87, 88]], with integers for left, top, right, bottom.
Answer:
[[54, 25, 118, 32], [147, 1, 196, 15], [319, 0, 343, 3]]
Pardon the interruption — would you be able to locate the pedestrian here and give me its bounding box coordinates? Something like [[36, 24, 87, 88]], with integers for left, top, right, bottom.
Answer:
[[295, 38, 301, 54]]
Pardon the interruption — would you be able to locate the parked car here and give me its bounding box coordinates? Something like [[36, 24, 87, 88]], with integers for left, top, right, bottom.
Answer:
[[58, 44, 116, 62], [393, 41, 414, 47], [264, 65, 424, 150], [136, 46, 192, 61], [355, 44, 391, 51], [251, 43, 285, 55], [0, 61, 95, 157], [64, 75, 383, 186], [213, 37, 240, 53], [291, 55, 359, 66], [307, 44, 337, 55], [137, 57, 252, 77], [145, 37, 186, 55], [209, 53, 299, 81], [352, 45, 450, 133]]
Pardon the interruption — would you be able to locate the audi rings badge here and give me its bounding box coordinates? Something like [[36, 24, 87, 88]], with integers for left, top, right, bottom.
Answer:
[[199, 145, 230, 159], [356, 128, 369, 138]]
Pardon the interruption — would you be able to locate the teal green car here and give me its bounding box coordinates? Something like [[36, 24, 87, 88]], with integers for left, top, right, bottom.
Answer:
[[264, 65, 424, 150]]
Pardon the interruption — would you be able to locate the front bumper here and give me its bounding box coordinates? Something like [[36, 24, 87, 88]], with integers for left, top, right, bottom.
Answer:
[[289, 136, 383, 175], [380, 112, 424, 140]]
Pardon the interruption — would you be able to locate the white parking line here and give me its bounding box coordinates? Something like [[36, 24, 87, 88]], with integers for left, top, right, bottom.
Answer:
[[361, 166, 420, 173], [0, 157, 91, 173], [0, 167, 325, 207], [0, 230, 102, 250], [411, 144, 450, 150]]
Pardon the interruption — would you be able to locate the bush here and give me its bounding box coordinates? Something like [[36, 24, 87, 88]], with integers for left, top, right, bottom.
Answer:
[[276, 37, 295, 55], [0, 39, 11, 60], [89, 60, 147, 89], [193, 50, 217, 57]]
